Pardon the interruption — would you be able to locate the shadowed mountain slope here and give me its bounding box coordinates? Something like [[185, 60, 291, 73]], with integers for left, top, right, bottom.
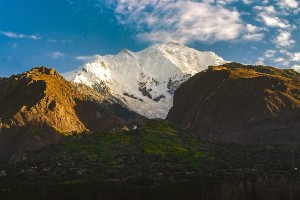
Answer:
[[167, 63, 300, 144]]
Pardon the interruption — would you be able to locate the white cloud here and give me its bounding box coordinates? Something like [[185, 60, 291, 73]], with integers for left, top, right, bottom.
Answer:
[[46, 51, 65, 59], [75, 55, 96, 61], [254, 5, 295, 30], [256, 57, 265, 65], [257, 13, 290, 28], [241, 24, 265, 41], [274, 30, 295, 47], [245, 24, 265, 33], [242, 0, 254, 4], [0, 31, 40, 40], [264, 50, 276, 58], [262, 48, 300, 67], [291, 65, 300, 72], [114, 0, 244, 44], [215, 0, 238, 5], [277, 0, 298, 9], [273, 50, 300, 67], [274, 57, 285, 62], [242, 33, 264, 41], [280, 49, 293, 57], [291, 52, 300, 62], [254, 5, 276, 13]]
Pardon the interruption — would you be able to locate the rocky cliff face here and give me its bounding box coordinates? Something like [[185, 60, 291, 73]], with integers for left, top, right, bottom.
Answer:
[[0, 67, 85, 133], [167, 63, 300, 144], [0, 67, 136, 162]]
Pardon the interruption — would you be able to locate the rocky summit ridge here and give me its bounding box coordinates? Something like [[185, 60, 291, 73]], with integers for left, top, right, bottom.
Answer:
[[0, 67, 136, 162]]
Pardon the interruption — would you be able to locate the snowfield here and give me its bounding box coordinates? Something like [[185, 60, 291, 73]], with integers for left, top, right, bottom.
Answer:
[[65, 43, 226, 119]]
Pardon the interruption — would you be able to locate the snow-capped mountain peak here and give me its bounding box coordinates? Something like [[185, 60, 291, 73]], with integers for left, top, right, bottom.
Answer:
[[65, 43, 227, 118]]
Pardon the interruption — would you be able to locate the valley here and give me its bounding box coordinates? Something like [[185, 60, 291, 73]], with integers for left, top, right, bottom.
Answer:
[[0, 50, 300, 199], [2, 0, 300, 199], [1, 120, 300, 199]]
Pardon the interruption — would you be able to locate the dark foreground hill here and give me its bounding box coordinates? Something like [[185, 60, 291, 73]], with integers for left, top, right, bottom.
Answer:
[[167, 63, 300, 144], [0, 67, 138, 162], [0, 119, 299, 200]]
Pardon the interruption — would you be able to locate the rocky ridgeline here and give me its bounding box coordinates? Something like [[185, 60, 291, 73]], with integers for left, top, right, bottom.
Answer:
[[167, 63, 300, 144], [0, 67, 137, 162]]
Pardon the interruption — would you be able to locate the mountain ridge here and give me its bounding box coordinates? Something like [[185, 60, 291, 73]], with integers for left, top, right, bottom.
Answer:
[[66, 43, 226, 118], [167, 62, 300, 144], [0, 66, 137, 162]]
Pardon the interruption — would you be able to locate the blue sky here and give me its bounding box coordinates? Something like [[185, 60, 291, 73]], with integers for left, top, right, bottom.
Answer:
[[0, 0, 300, 76]]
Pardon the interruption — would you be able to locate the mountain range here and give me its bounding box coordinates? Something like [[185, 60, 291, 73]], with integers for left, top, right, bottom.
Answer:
[[1, 44, 300, 199], [66, 42, 226, 119], [1, 44, 300, 160]]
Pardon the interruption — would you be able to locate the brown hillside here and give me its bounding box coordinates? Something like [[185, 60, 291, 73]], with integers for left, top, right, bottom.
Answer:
[[0, 67, 131, 162], [167, 63, 300, 144]]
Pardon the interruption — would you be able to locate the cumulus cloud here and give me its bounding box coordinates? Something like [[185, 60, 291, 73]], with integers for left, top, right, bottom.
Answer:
[[274, 30, 295, 47], [254, 4, 295, 29], [274, 57, 285, 63], [245, 24, 266, 33], [0, 31, 40, 40], [257, 13, 290, 28], [264, 50, 276, 58], [114, 0, 244, 44], [242, 24, 265, 41], [251, 1, 298, 68], [291, 65, 300, 72], [254, 5, 276, 13], [291, 52, 300, 62], [268, 49, 300, 67], [268, 49, 300, 68], [277, 0, 298, 9], [279, 49, 293, 57]]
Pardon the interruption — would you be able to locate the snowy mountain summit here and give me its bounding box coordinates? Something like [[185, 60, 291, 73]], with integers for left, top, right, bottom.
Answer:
[[66, 43, 226, 118]]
